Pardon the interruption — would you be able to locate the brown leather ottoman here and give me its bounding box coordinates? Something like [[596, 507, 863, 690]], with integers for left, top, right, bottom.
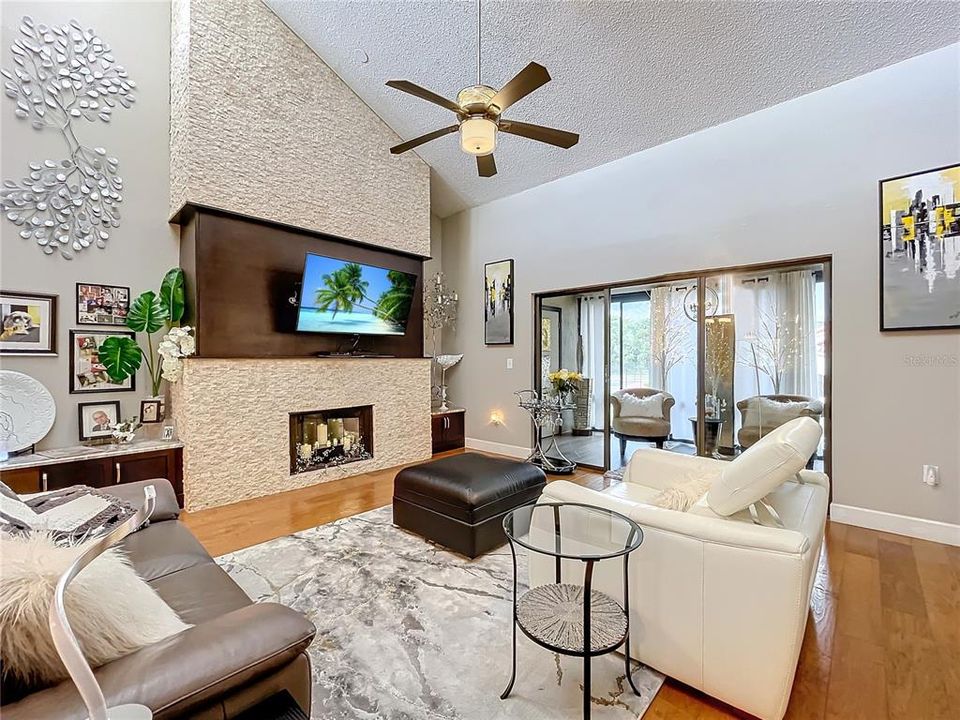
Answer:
[[393, 453, 547, 558]]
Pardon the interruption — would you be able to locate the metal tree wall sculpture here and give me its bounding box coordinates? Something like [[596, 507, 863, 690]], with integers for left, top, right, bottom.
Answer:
[[1, 16, 136, 260]]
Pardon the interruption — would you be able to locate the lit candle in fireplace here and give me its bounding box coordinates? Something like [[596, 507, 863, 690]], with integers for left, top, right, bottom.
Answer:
[[318, 422, 328, 445]]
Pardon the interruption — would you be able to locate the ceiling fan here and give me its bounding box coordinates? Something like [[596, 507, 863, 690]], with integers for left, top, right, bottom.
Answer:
[[386, 1, 579, 178]]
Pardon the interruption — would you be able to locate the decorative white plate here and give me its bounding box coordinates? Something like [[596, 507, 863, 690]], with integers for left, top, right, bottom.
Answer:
[[0, 370, 56, 454]]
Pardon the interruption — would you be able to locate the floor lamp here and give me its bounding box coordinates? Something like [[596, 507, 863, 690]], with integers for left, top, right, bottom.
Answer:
[[49, 486, 157, 720]]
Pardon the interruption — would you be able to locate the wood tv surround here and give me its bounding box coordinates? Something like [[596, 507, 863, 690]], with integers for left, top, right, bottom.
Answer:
[[176, 205, 426, 358]]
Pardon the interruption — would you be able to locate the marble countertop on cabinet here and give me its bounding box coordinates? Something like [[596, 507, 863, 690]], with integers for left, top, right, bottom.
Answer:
[[0, 439, 184, 471]]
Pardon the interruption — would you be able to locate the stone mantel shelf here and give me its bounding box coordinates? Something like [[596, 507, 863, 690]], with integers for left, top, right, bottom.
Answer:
[[0, 439, 184, 471]]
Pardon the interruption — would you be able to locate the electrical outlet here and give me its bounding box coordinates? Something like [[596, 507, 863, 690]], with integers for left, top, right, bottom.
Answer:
[[506, 358, 513, 370], [922, 465, 940, 487]]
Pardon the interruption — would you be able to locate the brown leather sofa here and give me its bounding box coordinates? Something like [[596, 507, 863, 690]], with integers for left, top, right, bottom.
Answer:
[[1, 479, 316, 719]]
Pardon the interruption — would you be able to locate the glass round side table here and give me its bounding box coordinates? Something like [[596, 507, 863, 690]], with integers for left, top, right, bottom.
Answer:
[[501, 502, 644, 720]]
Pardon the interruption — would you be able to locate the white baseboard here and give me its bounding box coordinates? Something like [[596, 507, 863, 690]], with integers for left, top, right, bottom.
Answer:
[[464, 437, 530, 459], [830, 503, 960, 547]]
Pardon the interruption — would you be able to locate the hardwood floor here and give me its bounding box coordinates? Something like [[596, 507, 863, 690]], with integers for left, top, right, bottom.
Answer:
[[182, 453, 960, 720]]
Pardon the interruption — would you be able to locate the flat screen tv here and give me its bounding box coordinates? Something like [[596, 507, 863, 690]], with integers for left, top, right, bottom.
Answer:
[[296, 253, 417, 336]]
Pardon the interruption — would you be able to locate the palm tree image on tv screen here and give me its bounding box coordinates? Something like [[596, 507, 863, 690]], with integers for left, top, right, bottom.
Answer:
[[297, 254, 416, 336]]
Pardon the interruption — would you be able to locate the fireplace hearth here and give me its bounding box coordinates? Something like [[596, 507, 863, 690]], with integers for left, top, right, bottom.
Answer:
[[290, 405, 373, 474]]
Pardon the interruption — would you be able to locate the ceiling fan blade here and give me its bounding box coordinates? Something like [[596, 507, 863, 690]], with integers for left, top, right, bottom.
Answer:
[[499, 119, 579, 149], [390, 125, 459, 155], [386, 80, 463, 115], [477, 154, 497, 177], [489, 62, 551, 113]]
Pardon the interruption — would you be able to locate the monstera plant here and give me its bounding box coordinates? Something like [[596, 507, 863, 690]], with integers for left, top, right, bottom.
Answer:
[[98, 268, 192, 397]]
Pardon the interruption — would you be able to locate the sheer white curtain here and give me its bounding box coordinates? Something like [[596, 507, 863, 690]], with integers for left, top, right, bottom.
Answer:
[[736, 271, 818, 398], [648, 285, 696, 438], [714, 274, 734, 315], [776, 270, 818, 397], [578, 296, 606, 428]]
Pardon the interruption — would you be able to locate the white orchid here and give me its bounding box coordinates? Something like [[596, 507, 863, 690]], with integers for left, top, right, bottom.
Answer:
[[157, 325, 195, 383], [161, 357, 183, 382]]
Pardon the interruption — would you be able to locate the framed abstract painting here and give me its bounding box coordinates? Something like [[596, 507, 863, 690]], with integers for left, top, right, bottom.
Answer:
[[484, 259, 514, 345], [879, 163, 960, 331]]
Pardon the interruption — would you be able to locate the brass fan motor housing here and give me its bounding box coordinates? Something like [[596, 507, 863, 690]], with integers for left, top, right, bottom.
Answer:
[[456, 84, 501, 118]]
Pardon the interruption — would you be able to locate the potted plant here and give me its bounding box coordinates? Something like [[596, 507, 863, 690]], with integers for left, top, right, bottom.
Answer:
[[97, 268, 195, 421]]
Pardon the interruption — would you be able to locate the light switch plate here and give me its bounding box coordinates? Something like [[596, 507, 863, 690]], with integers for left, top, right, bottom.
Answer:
[[506, 358, 513, 370]]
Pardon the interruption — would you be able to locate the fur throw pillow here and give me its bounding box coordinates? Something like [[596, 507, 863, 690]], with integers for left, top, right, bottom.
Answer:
[[618, 392, 665, 418], [652, 477, 712, 512], [0, 531, 190, 688]]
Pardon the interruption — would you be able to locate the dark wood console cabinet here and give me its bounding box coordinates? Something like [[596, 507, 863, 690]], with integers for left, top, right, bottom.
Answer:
[[431, 408, 465, 454], [1, 444, 184, 507]]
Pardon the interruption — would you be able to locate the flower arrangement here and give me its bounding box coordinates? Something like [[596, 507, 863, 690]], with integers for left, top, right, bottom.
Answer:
[[547, 369, 583, 397], [110, 417, 141, 444], [97, 268, 195, 396], [158, 325, 196, 382]]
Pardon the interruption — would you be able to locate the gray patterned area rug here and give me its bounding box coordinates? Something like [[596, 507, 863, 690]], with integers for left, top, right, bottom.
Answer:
[[217, 506, 663, 720]]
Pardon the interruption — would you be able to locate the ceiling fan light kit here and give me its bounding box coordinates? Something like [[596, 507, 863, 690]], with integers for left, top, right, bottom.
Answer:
[[460, 116, 497, 156], [386, 1, 578, 177]]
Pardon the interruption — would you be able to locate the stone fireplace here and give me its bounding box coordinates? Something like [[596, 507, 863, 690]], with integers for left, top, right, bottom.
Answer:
[[171, 357, 431, 511], [168, 0, 434, 513]]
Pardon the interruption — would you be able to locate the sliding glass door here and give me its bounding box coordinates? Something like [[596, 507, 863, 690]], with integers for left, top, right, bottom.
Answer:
[[534, 257, 831, 478], [609, 282, 700, 469], [701, 263, 828, 469], [535, 290, 608, 470]]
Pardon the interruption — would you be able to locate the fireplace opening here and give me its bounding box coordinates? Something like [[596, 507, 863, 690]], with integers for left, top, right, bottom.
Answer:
[[289, 405, 373, 475]]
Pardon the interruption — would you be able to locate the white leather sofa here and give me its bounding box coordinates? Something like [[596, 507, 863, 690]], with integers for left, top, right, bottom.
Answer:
[[531, 418, 827, 720]]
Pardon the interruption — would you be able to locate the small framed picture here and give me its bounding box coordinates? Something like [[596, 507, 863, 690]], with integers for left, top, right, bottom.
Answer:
[[140, 398, 162, 424], [0, 290, 57, 356], [484, 259, 514, 345], [78, 400, 121, 442], [70, 330, 136, 393], [76, 283, 131, 326], [161, 425, 175, 441]]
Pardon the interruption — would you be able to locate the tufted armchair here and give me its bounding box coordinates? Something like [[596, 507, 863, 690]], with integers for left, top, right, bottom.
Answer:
[[610, 387, 675, 455], [736, 394, 823, 449]]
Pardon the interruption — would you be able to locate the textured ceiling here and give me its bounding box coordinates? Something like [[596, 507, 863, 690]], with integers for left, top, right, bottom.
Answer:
[[264, 0, 959, 218]]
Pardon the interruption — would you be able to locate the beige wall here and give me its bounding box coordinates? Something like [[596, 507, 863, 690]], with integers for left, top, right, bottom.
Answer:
[[0, 2, 177, 449], [442, 46, 960, 526], [169, 0, 431, 257], [424, 214, 443, 358]]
